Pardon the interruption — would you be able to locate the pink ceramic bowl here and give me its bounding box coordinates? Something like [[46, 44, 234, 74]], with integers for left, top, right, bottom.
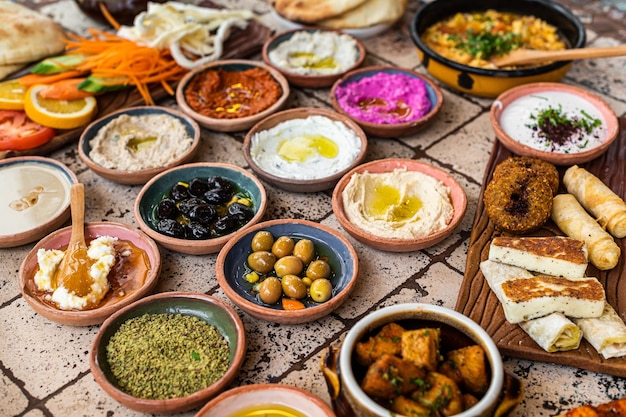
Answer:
[[332, 158, 467, 252], [490, 82, 619, 166]]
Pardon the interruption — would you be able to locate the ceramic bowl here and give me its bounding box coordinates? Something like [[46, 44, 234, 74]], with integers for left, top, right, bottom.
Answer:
[[216, 219, 358, 324], [262, 27, 366, 88], [176, 59, 290, 132], [195, 384, 336, 417], [78, 106, 201, 185], [90, 291, 246, 414], [332, 158, 467, 252], [19, 221, 161, 326], [243, 107, 368, 193], [134, 162, 267, 255], [409, 0, 586, 97], [338, 303, 508, 417], [330, 66, 443, 138], [490, 82, 619, 165], [0, 156, 77, 248]]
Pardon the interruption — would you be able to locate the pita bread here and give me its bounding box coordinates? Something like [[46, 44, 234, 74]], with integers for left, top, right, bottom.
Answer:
[[271, 0, 368, 23], [0, 1, 66, 66], [0, 63, 26, 81], [318, 0, 408, 29]]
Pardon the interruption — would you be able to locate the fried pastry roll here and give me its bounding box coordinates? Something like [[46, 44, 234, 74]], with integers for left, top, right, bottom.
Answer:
[[574, 302, 626, 359], [551, 194, 620, 270], [563, 165, 626, 238]]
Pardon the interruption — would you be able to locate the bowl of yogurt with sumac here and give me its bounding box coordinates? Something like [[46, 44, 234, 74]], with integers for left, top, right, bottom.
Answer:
[[331, 66, 443, 138], [491, 82, 619, 165]]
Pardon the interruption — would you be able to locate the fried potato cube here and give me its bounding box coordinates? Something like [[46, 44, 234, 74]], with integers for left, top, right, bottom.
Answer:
[[360, 353, 427, 400], [391, 395, 431, 416], [401, 328, 441, 371], [462, 393, 479, 411], [411, 372, 464, 416], [439, 345, 489, 395], [355, 322, 405, 366]]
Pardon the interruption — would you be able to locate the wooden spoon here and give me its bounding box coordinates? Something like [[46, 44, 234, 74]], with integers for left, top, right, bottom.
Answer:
[[491, 45, 626, 68]]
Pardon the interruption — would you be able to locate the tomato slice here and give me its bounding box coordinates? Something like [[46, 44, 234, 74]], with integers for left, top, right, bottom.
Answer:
[[0, 110, 56, 151]]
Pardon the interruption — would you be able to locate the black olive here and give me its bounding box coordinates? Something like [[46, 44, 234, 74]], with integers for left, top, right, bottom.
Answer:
[[170, 183, 189, 201], [188, 203, 217, 225], [227, 202, 254, 221], [203, 189, 230, 205], [156, 219, 186, 238], [178, 197, 205, 216], [213, 216, 239, 236], [187, 222, 211, 239], [206, 176, 234, 194], [155, 198, 179, 220], [188, 178, 209, 197]]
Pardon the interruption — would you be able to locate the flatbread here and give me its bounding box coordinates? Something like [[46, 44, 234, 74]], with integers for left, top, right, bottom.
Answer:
[[317, 0, 408, 29], [0, 1, 66, 66], [271, 0, 368, 23], [0, 63, 26, 81]]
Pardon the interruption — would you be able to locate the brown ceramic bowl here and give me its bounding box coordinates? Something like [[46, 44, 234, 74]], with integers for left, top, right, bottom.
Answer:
[[262, 27, 366, 88], [490, 82, 619, 166], [330, 66, 443, 138], [243, 107, 367, 193], [176, 59, 290, 132], [216, 219, 359, 324], [90, 292, 246, 414], [195, 384, 336, 417], [134, 162, 268, 255], [332, 158, 467, 252], [19, 222, 161, 326], [0, 156, 77, 248], [78, 106, 201, 185]]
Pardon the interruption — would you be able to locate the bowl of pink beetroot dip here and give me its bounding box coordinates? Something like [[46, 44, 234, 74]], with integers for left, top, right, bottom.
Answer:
[[330, 66, 443, 138]]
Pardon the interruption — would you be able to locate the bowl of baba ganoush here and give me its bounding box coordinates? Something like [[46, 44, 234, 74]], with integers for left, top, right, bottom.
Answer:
[[78, 106, 201, 185], [332, 158, 467, 252], [490, 82, 619, 165], [243, 107, 368, 193], [262, 27, 366, 88]]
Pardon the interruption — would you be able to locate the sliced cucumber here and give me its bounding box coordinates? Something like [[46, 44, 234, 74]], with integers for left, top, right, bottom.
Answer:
[[31, 54, 89, 74], [78, 75, 128, 93]]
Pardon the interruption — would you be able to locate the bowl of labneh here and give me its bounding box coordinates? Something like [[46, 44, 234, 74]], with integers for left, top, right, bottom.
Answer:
[[176, 59, 290, 132], [0, 156, 77, 248], [18, 221, 161, 326], [90, 292, 246, 414], [78, 106, 201, 185], [216, 219, 359, 324], [332, 158, 467, 252], [262, 27, 366, 88], [330, 66, 443, 138], [490, 82, 619, 165], [409, 0, 586, 97], [134, 162, 267, 255], [243, 107, 368, 193]]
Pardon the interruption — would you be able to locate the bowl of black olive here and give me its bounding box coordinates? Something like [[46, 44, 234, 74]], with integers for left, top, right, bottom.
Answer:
[[134, 162, 268, 255]]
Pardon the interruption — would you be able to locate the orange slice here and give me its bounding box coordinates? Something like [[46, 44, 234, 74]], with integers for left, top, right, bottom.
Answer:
[[0, 79, 27, 110], [23, 84, 97, 129]]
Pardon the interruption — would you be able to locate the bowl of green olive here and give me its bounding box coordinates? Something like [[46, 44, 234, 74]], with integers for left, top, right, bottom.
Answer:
[[215, 218, 359, 324]]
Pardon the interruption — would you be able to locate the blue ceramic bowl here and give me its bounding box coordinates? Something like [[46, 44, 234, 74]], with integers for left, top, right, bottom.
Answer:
[[216, 219, 359, 324], [134, 162, 268, 255], [78, 106, 201, 185]]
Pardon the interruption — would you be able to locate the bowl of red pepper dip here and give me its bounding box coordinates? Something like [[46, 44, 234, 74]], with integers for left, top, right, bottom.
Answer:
[[176, 59, 290, 132]]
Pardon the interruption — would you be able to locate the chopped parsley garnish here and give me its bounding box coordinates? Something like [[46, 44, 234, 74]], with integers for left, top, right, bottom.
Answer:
[[526, 103, 602, 150], [449, 30, 522, 60]]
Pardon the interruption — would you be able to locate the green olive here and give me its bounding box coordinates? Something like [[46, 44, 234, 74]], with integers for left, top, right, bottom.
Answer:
[[258, 277, 282, 304], [306, 259, 331, 280], [293, 239, 315, 265], [272, 235, 295, 258], [251, 231, 274, 252], [281, 274, 307, 299], [273, 255, 303, 277], [247, 251, 277, 274], [309, 278, 332, 303]]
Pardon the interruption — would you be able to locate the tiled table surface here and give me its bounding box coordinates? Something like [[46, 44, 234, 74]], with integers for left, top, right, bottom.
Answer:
[[2, 1, 626, 416]]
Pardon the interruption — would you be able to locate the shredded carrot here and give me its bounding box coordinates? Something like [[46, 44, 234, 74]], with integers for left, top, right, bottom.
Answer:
[[18, 70, 86, 87], [282, 298, 306, 311], [98, 2, 121, 30]]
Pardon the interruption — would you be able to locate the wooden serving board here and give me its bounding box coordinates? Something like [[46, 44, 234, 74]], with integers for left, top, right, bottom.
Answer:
[[456, 117, 626, 376], [0, 1, 272, 160]]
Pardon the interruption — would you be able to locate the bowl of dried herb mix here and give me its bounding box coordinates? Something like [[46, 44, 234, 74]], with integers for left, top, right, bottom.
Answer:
[[89, 291, 246, 414]]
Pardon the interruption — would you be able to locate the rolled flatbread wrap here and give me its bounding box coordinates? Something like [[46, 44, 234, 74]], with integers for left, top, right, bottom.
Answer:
[[551, 193, 620, 270], [563, 165, 626, 238], [574, 303, 626, 359], [519, 313, 581, 352]]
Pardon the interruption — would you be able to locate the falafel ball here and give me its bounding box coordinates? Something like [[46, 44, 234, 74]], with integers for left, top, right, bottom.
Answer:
[[492, 155, 559, 195]]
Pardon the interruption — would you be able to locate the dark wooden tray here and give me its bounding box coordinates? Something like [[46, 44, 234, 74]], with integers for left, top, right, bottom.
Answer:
[[1, 1, 272, 159], [456, 117, 626, 376]]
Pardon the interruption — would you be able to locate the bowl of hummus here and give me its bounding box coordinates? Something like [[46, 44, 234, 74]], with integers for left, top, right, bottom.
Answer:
[[244, 107, 368, 193], [79, 106, 201, 185], [332, 158, 467, 252], [262, 28, 366, 88], [331, 66, 443, 138], [176, 59, 290, 132]]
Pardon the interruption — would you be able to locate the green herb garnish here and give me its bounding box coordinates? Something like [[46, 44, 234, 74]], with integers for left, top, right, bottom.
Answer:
[[449, 30, 522, 60]]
